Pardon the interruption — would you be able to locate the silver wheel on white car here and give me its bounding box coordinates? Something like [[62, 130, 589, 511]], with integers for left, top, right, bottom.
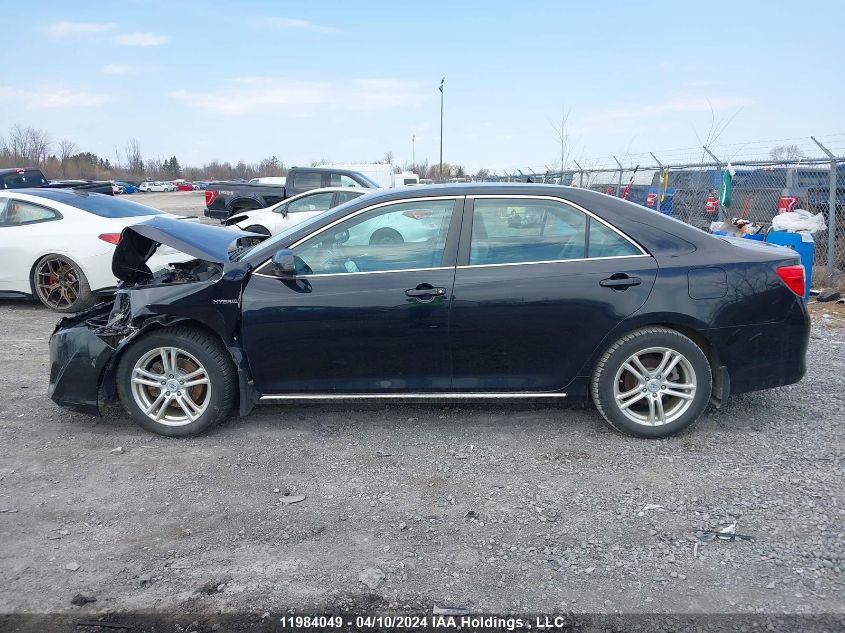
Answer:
[[130, 346, 211, 426]]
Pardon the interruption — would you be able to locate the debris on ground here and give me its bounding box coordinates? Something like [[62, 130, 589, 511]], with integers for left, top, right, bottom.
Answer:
[[65, 562, 81, 572], [279, 494, 306, 505], [817, 289, 842, 303], [464, 510, 479, 520], [695, 523, 754, 542], [110, 446, 125, 454], [433, 605, 470, 616], [359, 567, 385, 589], [70, 593, 97, 606]]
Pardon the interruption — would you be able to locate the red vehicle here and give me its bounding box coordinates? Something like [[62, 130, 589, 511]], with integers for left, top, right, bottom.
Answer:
[[173, 182, 196, 191]]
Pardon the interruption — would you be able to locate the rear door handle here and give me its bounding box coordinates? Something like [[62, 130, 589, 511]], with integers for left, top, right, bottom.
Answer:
[[405, 285, 447, 298], [600, 275, 642, 289]]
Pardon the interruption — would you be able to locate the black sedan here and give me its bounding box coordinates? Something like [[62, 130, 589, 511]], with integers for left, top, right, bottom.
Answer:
[[48, 184, 809, 438]]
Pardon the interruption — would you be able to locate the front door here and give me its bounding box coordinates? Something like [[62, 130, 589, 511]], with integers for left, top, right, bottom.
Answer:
[[449, 196, 657, 392], [241, 197, 463, 394]]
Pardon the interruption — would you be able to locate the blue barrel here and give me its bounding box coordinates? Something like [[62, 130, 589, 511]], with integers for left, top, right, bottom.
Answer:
[[765, 230, 814, 301]]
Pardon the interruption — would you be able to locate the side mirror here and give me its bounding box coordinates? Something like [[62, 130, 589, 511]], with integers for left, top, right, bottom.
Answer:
[[272, 248, 296, 276]]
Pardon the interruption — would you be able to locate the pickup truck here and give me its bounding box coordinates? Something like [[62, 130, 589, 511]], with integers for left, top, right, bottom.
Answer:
[[1, 167, 113, 195], [204, 167, 380, 220]]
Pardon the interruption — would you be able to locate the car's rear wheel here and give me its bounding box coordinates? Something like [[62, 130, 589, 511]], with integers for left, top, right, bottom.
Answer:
[[116, 327, 236, 437], [590, 327, 712, 438], [32, 255, 95, 312], [239, 224, 271, 247]]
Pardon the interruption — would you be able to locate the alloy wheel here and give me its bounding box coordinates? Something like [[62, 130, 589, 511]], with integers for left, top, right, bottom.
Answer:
[[35, 257, 81, 310], [612, 346, 697, 426], [130, 347, 211, 426]]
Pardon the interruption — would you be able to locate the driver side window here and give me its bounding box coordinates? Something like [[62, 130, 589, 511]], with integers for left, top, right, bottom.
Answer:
[[292, 199, 456, 275]]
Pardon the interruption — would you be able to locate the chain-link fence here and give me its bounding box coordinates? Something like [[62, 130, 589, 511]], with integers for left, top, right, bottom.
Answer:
[[461, 153, 845, 289]]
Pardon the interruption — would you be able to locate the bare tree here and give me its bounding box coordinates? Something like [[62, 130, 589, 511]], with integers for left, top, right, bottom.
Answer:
[[769, 144, 804, 162], [550, 105, 573, 173], [7, 124, 52, 165], [124, 138, 144, 177], [57, 139, 78, 177]]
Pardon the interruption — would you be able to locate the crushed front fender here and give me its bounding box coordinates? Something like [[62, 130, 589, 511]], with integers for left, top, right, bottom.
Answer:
[[49, 327, 113, 416]]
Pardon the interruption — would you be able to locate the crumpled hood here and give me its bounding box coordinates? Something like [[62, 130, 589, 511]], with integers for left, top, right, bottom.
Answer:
[[112, 216, 261, 284]]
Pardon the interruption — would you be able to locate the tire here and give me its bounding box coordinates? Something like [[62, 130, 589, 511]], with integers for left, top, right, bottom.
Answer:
[[239, 225, 271, 247], [116, 327, 236, 437], [32, 254, 96, 313], [590, 326, 712, 438], [369, 228, 403, 245]]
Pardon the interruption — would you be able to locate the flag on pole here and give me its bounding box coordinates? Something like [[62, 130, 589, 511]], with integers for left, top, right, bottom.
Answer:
[[660, 168, 669, 203], [438, 77, 445, 93], [720, 163, 736, 208]]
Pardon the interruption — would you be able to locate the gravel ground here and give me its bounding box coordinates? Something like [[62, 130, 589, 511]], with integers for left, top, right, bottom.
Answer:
[[0, 191, 843, 629]]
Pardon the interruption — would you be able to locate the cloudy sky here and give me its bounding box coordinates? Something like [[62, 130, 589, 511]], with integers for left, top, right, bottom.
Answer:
[[2, 0, 843, 171]]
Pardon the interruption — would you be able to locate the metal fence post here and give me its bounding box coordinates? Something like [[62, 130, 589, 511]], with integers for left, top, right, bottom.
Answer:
[[573, 161, 584, 188], [650, 152, 663, 214], [613, 156, 623, 197], [811, 136, 837, 283], [702, 146, 723, 222]]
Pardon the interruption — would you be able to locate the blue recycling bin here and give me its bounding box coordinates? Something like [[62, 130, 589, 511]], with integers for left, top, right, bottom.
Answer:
[[765, 230, 814, 301]]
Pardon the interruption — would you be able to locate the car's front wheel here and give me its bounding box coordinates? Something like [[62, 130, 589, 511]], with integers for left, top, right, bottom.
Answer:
[[116, 327, 236, 437], [590, 327, 712, 438]]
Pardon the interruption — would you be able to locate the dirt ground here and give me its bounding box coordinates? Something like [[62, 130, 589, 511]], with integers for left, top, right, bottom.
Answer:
[[0, 191, 843, 630]]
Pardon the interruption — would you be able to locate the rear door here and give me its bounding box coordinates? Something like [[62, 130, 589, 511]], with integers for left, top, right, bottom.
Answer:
[[449, 195, 657, 392]]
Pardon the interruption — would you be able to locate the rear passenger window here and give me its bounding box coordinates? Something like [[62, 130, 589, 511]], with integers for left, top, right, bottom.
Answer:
[[0, 199, 59, 226], [469, 199, 587, 265], [588, 220, 642, 258], [293, 172, 322, 191]]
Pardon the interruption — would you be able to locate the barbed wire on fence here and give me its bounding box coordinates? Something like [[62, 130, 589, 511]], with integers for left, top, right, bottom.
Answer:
[[438, 136, 844, 288]]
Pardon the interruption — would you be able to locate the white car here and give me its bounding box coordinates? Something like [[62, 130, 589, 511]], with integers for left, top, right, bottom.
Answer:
[[0, 189, 194, 312], [139, 181, 175, 192], [226, 187, 367, 244]]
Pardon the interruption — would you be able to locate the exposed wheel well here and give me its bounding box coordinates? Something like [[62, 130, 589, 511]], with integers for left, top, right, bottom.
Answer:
[[104, 319, 240, 403]]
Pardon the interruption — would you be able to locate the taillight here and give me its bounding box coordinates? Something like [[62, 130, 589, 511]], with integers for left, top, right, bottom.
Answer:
[[403, 209, 432, 219], [776, 264, 805, 297], [98, 233, 121, 245], [205, 190, 218, 207], [704, 194, 718, 213]]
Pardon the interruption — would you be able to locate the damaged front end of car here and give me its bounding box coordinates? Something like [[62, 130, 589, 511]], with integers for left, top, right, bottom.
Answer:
[[48, 216, 263, 416]]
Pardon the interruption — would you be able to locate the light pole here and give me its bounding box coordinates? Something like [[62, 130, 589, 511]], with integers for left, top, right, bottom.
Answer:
[[438, 77, 445, 181], [412, 134, 415, 170]]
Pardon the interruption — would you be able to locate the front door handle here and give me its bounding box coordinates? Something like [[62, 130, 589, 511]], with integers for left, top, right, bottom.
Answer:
[[405, 285, 447, 299], [600, 274, 642, 289]]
